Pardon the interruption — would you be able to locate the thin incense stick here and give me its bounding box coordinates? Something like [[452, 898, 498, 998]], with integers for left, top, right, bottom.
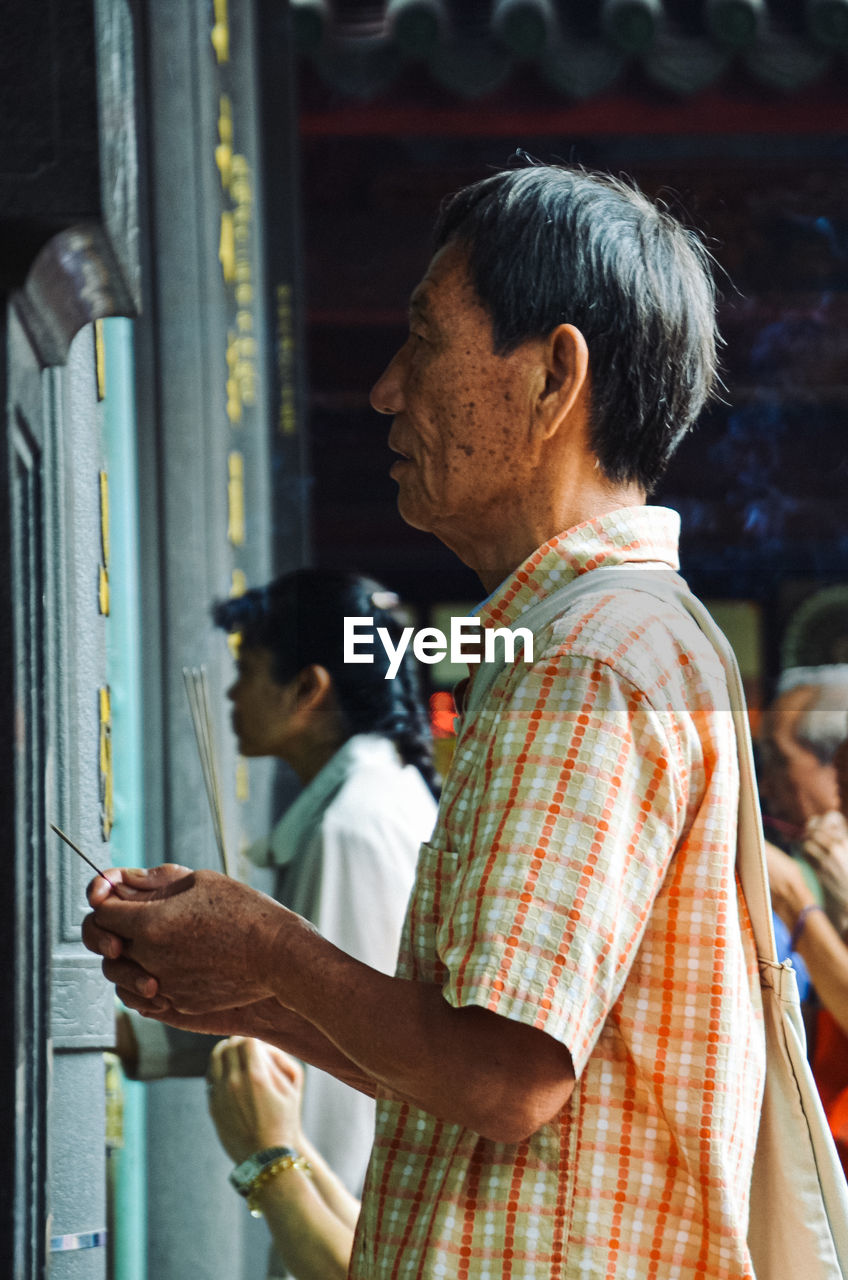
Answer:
[[50, 823, 114, 884], [182, 665, 233, 876], [199, 667, 227, 864], [194, 667, 225, 863], [182, 666, 225, 869], [182, 665, 224, 868]]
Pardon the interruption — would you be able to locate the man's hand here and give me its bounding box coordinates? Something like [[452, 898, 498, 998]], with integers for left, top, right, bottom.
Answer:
[[83, 865, 308, 1014], [82, 864, 575, 1143], [83, 864, 196, 1006], [206, 1037, 306, 1164]]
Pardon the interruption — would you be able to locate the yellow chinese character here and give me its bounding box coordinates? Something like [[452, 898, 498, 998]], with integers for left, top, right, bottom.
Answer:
[[100, 685, 114, 840], [219, 212, 236, 283], [216, 96, 233, 191], [211, 0, 230, 62], [227, 452, 245, 546]]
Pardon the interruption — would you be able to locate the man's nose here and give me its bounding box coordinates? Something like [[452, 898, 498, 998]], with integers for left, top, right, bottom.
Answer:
[[370, 348, 405, 415]]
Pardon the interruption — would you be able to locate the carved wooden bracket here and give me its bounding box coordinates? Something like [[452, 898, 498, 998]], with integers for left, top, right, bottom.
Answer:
[[12, 222, 138, 368]]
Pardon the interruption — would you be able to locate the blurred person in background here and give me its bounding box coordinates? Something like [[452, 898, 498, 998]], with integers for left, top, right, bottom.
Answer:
[[767, 824, 848, 1175], [761, 665, 848, 1172], [759, 666, 848, 933]]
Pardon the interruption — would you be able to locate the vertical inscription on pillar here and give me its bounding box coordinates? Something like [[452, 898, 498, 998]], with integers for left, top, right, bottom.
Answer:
[[99, 685, 113, 840], [98, 468, 110, 616], [276, 282, 298, 436], [227, 451, 245, 546]]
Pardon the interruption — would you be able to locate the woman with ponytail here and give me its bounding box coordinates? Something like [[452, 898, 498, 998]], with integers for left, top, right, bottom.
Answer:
[[208, 569, 438, 1279], [212, 569, 439, 803]]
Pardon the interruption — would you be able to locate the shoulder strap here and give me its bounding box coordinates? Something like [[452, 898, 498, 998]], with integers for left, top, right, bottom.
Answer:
[[466, 568, 778, 962]]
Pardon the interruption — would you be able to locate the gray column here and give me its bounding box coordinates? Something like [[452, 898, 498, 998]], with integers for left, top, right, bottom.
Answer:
[[134, 3, 290, 1276]]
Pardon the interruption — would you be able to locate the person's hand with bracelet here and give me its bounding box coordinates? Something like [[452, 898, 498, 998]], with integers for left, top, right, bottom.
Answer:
[[766, 840, 822, 942], [766, 841, 848, 1037], [206, 1038, 359, 1280], [802, 811, 848, 939]]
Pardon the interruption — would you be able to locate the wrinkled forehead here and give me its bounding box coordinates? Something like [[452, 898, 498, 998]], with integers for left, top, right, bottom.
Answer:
[[408, 241, 496, 347], [412, 241, 479, 306]]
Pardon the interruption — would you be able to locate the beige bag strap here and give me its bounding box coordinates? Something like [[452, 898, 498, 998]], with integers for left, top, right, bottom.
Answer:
[[670, 592, 779, 961]]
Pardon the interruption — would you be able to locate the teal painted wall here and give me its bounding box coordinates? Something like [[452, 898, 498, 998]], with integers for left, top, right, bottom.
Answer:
[[103, 317, 147, 1280]]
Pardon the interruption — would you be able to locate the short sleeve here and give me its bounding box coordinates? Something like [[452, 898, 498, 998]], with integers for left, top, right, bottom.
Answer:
[[439, 652, 688, 1077]]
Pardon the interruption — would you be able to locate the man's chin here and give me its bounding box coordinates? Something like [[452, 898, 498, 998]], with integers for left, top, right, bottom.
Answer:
[[395, 489, 434, 535], [395, 493, 472, 566]]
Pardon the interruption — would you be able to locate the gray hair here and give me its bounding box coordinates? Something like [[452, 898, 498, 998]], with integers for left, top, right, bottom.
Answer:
[[433, 163, 720, 494], [776, 665, 848, 764]]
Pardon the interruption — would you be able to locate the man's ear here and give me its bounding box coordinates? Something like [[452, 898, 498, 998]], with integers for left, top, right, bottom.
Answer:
[[292, 664, 333, 718], [537, 323, 590, 439]]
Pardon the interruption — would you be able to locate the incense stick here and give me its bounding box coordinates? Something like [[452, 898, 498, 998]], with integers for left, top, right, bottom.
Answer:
[[50, 822, 114, 884], [182, 665, 233, 876]]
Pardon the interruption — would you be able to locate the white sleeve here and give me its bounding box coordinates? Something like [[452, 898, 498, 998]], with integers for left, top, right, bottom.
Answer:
[[123, 1008, 219, 1080], [295, 804, 425, 1193], [307, 809, 420, 972]]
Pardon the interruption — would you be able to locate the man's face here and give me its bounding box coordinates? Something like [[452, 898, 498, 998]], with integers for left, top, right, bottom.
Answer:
[[226, 645, 296, 758], [369, 242, 543, 553], [758, 685, 841, 827]]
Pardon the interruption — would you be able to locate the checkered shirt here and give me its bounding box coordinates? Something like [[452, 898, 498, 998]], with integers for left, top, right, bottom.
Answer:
[[350, 506, 765, 1280]]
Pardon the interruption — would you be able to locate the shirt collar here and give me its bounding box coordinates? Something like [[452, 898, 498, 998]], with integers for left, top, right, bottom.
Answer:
[[476, 505, 681, 631], [246, 734, 403, 868]]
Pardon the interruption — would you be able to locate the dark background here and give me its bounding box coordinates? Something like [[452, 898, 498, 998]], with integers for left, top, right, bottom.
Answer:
[[291, 9, 848, 703]]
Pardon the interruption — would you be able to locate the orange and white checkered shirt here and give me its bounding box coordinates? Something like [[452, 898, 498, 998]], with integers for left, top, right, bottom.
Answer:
[[350, 506, 765, 1280]]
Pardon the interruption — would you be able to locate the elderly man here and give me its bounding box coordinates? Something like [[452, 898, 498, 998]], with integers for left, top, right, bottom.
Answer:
[[759, 665, 848, 932], [84, 164, 764, 1278]]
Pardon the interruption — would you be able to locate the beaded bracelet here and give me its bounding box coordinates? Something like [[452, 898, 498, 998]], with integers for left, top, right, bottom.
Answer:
[[247, 1153, 313, 1218], [790, 903, 827, 951]]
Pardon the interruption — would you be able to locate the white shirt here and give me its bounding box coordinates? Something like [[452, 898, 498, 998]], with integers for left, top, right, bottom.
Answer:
[[247, 733, 436, 1195]]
